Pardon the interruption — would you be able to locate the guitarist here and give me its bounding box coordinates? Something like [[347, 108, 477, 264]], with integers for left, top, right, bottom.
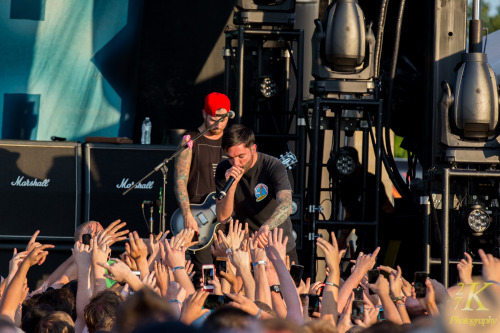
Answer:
[[214, 124, 298, 264], [173, 92, 230, 278]]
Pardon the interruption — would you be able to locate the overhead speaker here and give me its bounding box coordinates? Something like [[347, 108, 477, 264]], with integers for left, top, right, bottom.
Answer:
[[0, 140, 81, 240], [83, 143, 178, 236]]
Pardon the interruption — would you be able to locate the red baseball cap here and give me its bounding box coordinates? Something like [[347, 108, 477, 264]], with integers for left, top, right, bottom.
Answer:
[[204, 92, 230, 117]]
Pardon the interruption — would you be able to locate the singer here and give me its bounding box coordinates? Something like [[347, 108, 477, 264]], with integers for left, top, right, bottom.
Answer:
[[173, 92, 231, 279], [215, 124, 298, 263]]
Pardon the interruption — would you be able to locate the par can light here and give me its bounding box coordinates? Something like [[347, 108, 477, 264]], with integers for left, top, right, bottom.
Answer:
[[467, 206, 491, 234]]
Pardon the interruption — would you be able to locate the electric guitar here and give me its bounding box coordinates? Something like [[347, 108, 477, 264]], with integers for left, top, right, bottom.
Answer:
[[170, 151, 298, 252]]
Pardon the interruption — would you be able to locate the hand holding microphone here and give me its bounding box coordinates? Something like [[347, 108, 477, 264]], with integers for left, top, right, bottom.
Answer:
[[216, 166, 244, 200]]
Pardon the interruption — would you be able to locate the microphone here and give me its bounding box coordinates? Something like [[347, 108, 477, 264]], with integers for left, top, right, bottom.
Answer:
[[215, 177, 235, 200], [227, 110, 236, 119]]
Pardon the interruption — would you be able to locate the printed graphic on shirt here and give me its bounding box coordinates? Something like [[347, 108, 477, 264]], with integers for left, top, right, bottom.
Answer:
[[254, 183, 268, 202]]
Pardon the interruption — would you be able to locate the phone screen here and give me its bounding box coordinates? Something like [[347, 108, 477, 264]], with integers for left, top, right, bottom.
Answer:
[[203, 294, 230, 310], [367, 269, 380, 295], [203, 265, 215, 289], [351, 300, 364, 323], [353, 287, 363, 301], [82, 233, 91, 245], [215, 258, 227, 278], [290, 264, 304, 287], [414, 272, 428, 298], [300, 294, 319, 317]]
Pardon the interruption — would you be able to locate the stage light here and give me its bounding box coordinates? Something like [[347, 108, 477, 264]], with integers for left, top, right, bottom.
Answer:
[[259, 76, 278, 98], [312, 0, 375, 86], [466, 205, 491, 235], [327, 146, 359, 179], [447, 0, 499, 140]]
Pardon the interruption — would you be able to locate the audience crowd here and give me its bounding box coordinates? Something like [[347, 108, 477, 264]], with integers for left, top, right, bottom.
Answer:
[[0, 218, 498, 333]]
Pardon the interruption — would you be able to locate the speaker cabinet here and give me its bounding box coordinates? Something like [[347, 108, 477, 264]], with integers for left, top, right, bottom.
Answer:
[[0, 140, 81, 239], [83, 144, 178, 236]]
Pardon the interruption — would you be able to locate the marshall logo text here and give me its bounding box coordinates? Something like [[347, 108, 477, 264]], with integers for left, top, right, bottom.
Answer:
[[11, 176, 50, 187], [116, 178, 154, 190]]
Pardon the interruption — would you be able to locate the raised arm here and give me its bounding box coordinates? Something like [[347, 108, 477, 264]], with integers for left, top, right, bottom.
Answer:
[[0, 244, 53, 321], [174, 135, 199, 232], [317, 232, 345, 326]]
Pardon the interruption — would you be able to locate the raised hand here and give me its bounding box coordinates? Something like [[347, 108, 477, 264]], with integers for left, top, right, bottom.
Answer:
[[161, 238, 186, 269], [457, 252, 473, 284], [72, 242, 91, 269], [8, 249, 28, 279], [100, 219, 129, 247], [25, 230, 41, 254], [255, 225, 270, 247], [478, 249, 500, 282], [316, 232, 345, 273], [211, 232, 228, 258], [142, 271, 158, 293], [120, 252, 138, 271], [219, 219, 245, 250], [227, 292, 261, 316], [25, 244, 54, 267], [249, 238, 267, 265], [97, 258, 137, 285], [387, 265, 404, 298], [267, 228, 288, 262], [228, 248, 251, 272], [353, 247, 380, 276], [154, 261, 169, 297], [180, 290, 210, 325], [91, 237, 109, 265], [126, 231, 148, 263]]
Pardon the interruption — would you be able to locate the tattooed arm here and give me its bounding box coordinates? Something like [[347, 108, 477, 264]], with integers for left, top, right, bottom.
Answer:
[[264, 190, 293, 229], [174, 141, 199, 232]]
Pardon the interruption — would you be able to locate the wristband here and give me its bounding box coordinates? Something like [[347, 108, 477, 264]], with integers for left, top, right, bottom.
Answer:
[[172, 266, 185, 273], [392, 296, 404, 303], [256, 309, 263, 318], [486, 280, 500, 287], [324, 282, 339, 288], [253, 260, 267, 268], [396, 303, 406, 308], [169, 299, 183, 306]]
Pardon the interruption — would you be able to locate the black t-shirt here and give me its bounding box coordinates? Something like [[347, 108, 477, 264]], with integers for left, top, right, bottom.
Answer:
[[215, 153, 296, 252], [186, 130, 225, 204]]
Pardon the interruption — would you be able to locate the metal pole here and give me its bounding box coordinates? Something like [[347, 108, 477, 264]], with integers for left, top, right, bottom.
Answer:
[[442, 167, 450, 287]]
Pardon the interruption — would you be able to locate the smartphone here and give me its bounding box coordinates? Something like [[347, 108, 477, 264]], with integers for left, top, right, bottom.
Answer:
[[300, 294, 320, 317], [367, 269, 380, 295], [290, 264, 304, 288], [215, 257, 227, 278], [414, 271, 428, 298], [202, 264, 215, 292], [203, 294, 231, 310], [353, 287, 363, 301], [82, 233, 92, 245], [351, 300, 364, 323]]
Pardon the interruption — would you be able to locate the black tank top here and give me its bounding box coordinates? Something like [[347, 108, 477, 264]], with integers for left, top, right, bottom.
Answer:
[[186, 130, 225, 204]]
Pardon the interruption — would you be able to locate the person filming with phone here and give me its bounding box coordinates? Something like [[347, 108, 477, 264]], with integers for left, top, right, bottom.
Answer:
[[214, 124, 298, 263]]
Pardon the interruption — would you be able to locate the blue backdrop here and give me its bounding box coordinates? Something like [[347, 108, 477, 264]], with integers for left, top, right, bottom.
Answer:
[[0, 0, 143, 141]]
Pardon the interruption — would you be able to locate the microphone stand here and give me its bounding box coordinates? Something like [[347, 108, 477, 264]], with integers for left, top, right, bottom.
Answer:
[[122, 111, 234, 233]]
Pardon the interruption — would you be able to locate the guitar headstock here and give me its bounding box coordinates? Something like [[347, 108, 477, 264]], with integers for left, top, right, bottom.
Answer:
[[279, 152, 298, 170]]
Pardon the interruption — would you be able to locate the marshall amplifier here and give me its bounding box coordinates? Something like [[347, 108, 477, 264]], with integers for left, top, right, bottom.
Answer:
[[0, 140, 81, 240], [83, 143, 178, 236]]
